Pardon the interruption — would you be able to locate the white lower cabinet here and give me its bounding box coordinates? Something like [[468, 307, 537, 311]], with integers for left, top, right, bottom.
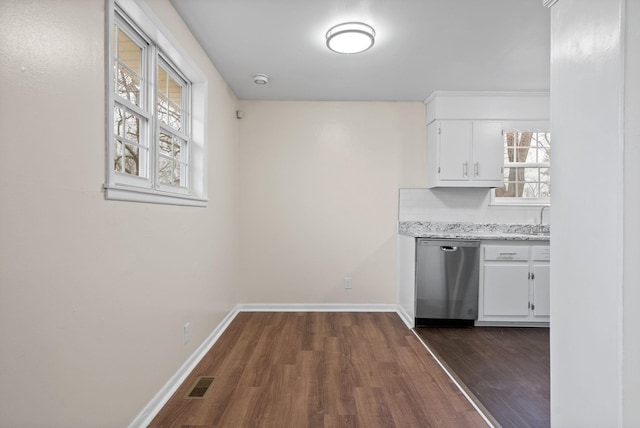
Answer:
[[478, 241, 550, 325]]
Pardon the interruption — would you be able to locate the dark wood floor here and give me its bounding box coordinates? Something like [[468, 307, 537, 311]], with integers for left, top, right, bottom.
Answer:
[[415, 327, 550, 428], [150, 312, 488, 427]]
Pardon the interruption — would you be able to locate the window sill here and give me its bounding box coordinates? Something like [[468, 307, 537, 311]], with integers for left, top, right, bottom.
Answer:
[[490, 199, 550, 207], [104, 185, 207, 207]]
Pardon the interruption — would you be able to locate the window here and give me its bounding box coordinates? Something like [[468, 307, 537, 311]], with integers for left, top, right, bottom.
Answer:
[[105, 0, 206, 206], [493, 130, 550, 205]]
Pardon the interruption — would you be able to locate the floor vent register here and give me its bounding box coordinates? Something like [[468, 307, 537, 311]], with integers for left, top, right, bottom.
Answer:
[[184, 376, 215, 399]]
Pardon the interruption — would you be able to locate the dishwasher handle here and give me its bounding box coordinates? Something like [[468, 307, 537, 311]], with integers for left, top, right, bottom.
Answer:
[[440, 246, 458, 252]]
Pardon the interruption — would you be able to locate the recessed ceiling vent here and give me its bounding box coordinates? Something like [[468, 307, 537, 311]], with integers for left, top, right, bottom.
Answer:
[[184, 376, 215, 399], [253, 73, 269, 85]]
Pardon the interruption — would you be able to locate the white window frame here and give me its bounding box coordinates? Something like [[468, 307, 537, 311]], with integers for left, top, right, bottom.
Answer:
[[105, 0, 207, 206], [491, 121, 550, 207]]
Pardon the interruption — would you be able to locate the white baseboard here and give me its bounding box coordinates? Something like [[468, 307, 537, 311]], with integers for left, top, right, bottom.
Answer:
[[129, 303, 407, 427], [474, 321, 550, 327], [236, 303, 399, 312], [127, 306, 240, 428], [396, 305, 415, 329]]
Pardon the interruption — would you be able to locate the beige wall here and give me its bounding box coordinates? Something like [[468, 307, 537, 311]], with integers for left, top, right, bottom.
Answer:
[[238, 101, 427, 304], [0, 0, 240, 426]]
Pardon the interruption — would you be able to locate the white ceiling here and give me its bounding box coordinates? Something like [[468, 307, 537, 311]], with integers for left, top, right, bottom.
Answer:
[[169, 0, 550, 102]]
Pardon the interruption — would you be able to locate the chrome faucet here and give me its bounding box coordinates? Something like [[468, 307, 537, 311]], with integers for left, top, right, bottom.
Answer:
[[539, 205, 550, 233]]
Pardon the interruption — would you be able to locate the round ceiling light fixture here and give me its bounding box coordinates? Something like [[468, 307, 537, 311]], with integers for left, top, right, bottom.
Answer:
[[253, 73, 269, 85], [326, 22, 375, 54]]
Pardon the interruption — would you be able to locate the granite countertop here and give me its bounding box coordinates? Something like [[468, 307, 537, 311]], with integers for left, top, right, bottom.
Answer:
[[398, 221, 550, 241]]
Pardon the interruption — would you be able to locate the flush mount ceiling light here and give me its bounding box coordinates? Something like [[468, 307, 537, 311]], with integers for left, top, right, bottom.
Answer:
[[326, 22, 375, 54]]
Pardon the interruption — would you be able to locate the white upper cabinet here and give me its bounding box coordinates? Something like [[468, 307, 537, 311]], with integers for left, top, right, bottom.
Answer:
[[435, 120, 471, 181], [428, 120, 503, 187], [472, 121, 505, 182], [424, 91, 550, 189]]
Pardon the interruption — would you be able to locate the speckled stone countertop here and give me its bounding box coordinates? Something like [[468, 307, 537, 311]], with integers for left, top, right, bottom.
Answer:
[[398, 221, 550, 241]]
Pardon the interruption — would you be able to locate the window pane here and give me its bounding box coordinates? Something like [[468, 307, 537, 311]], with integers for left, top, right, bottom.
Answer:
[[114, 107, 124, 137], [515, 148, 530, 162], [124, 144, 140, 176], [158, 94, 169, 124], [516, 132, 534, 148], [523, 182, 539, 198], [158, 66, 168, 96], [540, 183, 551, 198], [114, 139, 123, 172], [157, 66, 183, 131], [540, 167, 551, 183], [158, 136, 186, 187], [540, 146, 551, 163], [159, 132, 172, 156], [526, 147, 540, 163], [168, 103, 181, 131], [117, 66, 141, 106], [173, 137, 184, 161], [115, 27, 143, 107], [173, 163, 182, 187], [117, 29, 141, 74], [158, 156, 172, 184], [124, 113, 139, 144], [524, 167, 539, 182], [168, 77, 182, 107]]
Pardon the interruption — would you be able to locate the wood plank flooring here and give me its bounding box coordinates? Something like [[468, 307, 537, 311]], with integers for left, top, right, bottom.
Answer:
[[150, 312, 488, 428], [415, 327, 550, 428]]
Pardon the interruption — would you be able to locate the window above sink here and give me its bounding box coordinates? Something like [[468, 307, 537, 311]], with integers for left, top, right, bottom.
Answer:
[[492, 122, 551, 207]]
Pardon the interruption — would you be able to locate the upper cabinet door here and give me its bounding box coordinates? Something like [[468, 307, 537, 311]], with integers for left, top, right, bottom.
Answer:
[[472, 121, 504, 182], [439, 121, 472, 181], [427, 119, 504, 188]]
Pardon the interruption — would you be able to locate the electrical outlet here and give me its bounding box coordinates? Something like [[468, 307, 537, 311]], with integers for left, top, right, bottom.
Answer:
[[343, 277, 352, 289], [184, 322, 190, 344]]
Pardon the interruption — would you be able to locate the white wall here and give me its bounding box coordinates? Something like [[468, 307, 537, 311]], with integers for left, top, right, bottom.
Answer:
[[399, 188, 548, 224], [549, 0, 636, 425], [397, 234, 417, 323], [238, 101, 427, 304], [624, 0, 640, 424], [0, 1, 240, 426]]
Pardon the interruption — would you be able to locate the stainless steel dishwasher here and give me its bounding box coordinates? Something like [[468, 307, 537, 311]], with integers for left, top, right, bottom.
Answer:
[[415, 239, 480, 327]]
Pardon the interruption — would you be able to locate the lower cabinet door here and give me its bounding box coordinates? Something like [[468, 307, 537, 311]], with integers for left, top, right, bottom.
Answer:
[[532, 263, 551, 318], [483, 263, 530, 317]]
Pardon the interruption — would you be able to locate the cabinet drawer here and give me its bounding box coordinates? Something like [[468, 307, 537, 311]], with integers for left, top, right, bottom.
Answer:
[[484, 246, 529, 261], [532, 246, 551, 261]]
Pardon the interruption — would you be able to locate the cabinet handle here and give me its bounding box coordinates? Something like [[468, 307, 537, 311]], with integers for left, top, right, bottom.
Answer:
[[463, 162, 468, 177], [474, 162, 479, 177]]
